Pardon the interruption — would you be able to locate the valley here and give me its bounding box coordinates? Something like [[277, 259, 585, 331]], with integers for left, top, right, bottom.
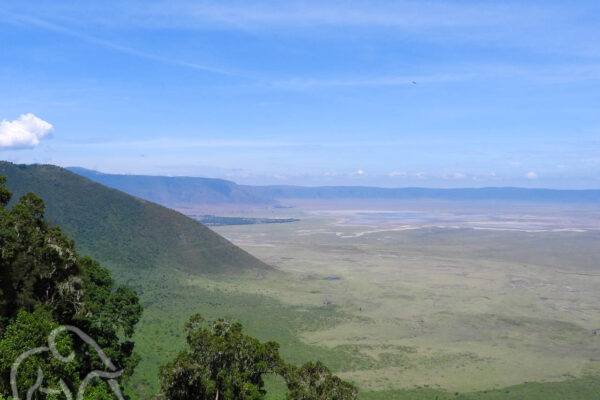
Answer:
[[125, 200, 600, 399], [4, 163, 599, 399], [209, 208, 600, 397]]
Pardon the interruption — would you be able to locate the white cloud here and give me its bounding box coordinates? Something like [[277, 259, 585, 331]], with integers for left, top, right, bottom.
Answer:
[[452, 172, 466, 179], [442, 172, 466, 179], [0, 114, 53, 149], [388, 171, 407, 177], [525, 171, 538, 179]]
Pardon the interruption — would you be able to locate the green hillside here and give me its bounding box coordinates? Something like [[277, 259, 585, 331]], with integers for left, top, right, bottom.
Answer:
[[0, 162, 270, 275]]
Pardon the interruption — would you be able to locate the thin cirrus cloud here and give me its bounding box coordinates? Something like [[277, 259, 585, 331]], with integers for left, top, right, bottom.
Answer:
[[71, 1, 600, 56], [0, 114, 54, 149], [6, 1, 600, 55], [268, 63, 600, 90], [4, 4, 600, 89], [0, 11, 235, 76], [5, 0, 539, 30], [144, 1, 600, 58], [134, 1, 549, 30]]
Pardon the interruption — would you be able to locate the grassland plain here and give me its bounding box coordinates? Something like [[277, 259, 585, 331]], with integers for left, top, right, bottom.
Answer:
[[111, 213, 600, 399], [83, 214, 600, 399], [112, 263, 363, 399], [208, 216, 600, 399]]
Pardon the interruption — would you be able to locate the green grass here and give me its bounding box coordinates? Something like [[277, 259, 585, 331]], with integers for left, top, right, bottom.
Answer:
[[359, 375, 600, 399], [195, 215, 300, 226], [211, 219, 600, 396], [109, 264, 364, 399]]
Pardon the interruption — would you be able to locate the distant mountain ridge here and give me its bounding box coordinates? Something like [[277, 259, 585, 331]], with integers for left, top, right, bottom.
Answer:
[[1, 162, 271, 275], [68, 167, 277, 208], [69, 167, 600, 206], [243, 185, 600, 203]]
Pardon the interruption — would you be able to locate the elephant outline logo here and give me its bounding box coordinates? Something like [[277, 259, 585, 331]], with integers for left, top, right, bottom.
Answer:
[[10, 325, 125, 400]]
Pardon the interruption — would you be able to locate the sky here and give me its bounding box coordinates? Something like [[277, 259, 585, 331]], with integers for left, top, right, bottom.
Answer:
[[0, 0, 599, 188]]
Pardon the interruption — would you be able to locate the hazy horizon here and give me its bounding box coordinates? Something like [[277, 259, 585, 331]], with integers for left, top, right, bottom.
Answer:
[[57, 165, 599, 191]]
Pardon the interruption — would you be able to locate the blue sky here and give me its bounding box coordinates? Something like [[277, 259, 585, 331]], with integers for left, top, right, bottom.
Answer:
[[0, 0, 599, 188]]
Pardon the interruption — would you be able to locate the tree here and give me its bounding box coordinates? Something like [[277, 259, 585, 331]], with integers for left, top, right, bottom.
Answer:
[[0, 176, 143, 399], [160, 315, 358, 400], [282, 361, 358, 400], [0, 309, 79, 398], [159, 314, 283, 400], [0, 176, 11, 207]]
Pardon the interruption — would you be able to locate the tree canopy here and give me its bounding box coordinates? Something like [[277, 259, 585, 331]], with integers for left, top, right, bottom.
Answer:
[[283, 361, 358, 400], [159, 314, 357, 400], [0, 176, 143, 399], [159, 314, 282, 400]]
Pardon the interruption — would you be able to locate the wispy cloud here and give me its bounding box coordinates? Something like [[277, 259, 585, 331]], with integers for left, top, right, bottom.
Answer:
[[269, 73, 472, 89], [147, 1, 600, 57], [443, 172, 467, 179], [3, 1, 538, 30], [4, 5, 600, 90], [268, 63, 600, 89], [142, 1, 530, 29], [0, 10, 236, 76], [11, 0, 599, 57]]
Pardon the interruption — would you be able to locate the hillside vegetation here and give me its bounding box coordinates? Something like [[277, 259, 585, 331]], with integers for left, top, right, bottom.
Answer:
[[0, 176, 142, 399], [1, 162, 270, 275]]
